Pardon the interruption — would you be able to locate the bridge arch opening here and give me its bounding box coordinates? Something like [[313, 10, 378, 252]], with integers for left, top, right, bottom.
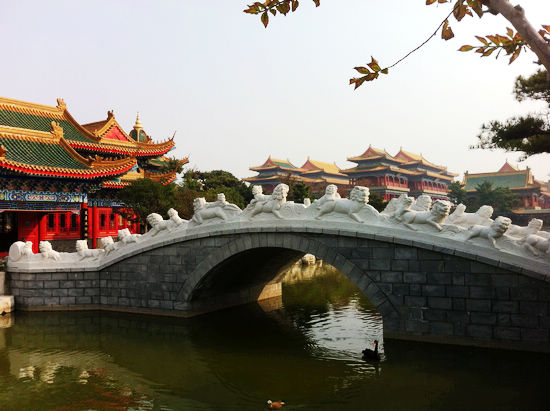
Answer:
[[183, 232, 400, 328]]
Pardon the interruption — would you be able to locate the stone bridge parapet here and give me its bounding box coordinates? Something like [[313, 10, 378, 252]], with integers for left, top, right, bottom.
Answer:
[[5, 184, 550, 351]]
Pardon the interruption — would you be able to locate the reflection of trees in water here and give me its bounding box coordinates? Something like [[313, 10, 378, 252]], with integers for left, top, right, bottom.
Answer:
[[0, 265, 389, 410], [0, 302, 386, 410], [281, 262, 378, 316]]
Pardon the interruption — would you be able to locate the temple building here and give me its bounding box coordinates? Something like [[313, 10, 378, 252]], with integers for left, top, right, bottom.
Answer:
[[463, 161, 550, 223], [245, 156, 349, 195], [0, 97, 187, 255], [341, 146, 457, 200]]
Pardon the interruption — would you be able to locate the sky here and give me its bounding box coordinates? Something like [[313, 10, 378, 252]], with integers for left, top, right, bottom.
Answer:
[[1, 0, 549, 181]]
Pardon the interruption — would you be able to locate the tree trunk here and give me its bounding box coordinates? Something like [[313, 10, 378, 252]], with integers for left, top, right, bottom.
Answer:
[[486, 0, 550, 80]]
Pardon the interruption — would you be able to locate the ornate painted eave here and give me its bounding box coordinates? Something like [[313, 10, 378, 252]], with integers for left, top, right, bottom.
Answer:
[[0, 125, 136, 179], [0, 97, 175, 157]]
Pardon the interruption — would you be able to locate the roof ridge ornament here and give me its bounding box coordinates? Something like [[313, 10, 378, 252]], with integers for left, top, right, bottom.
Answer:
[[56, 98, 66, 111], [134, 113, 143, 131], [0, 144, 6, 158], [50, 121, 64, 140]]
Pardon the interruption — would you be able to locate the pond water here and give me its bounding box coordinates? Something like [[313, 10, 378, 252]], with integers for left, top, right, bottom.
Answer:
[[0, 262, 549, 410]]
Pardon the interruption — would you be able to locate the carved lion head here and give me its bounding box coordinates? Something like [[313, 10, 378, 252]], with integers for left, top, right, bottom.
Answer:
[[100, 237, 114, 247], [167, 208, 178, 218], [118, 228, 131, 238], [252, 185, 263, 195], [75, 240, 88, 251], [39, 241, 52, 253], [350, 186, 369, 204], [430, 200, 451, 218], [491, 216, 512, 235], [193, 197, 206, 210], [272, 184, 289, 201], [146, 213, 163, 227], [453, 203, 466, 214], [325, 184, 338, 195], [528, 218, 543, 230], [476, 205, 494, 219]]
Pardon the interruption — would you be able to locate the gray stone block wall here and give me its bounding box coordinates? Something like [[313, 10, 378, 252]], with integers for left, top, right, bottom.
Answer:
[[7, 231, 550, 350]]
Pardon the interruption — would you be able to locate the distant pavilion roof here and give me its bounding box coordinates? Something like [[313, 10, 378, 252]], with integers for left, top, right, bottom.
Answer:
[[463, 162, 539, 191]]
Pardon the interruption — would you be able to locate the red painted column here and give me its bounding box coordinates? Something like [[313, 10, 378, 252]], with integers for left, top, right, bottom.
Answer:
[[38, 213, 47, 243], [91, 206, 99, 248]]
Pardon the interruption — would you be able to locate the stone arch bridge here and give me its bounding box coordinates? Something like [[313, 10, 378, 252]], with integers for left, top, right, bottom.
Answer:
[[7, 220, 550, 352]]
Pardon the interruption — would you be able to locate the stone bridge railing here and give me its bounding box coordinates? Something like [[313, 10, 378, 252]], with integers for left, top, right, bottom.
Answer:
[[5, 184, 550, 351], [7, 184, 550, 276]]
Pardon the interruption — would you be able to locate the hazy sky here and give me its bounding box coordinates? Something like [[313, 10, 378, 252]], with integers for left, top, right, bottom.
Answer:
[[1, 0, 549, 181]]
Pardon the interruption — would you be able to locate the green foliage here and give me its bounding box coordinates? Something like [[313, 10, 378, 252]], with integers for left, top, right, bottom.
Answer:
[[459, 27, 528, 64], [468, 181, 520, 213], [290, 181, 311, 203], [176, 169, 253, 216], [160, 157, 185, 174], [204, 186, 247, 209], [474, 70, 550, 159], [514, 69, 550, 103], [116, 179, 179, 226], [367, 192, 387, 212], [182, 169, 253, 203], [448, 181, 468, 206], [175, 188, 201, 220]]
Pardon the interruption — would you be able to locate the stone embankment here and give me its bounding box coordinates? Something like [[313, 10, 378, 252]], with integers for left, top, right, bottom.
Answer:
[[0, 271, 15, 315]]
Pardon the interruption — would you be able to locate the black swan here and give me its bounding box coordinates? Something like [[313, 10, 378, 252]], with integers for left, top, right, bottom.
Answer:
[[362, 340, 380, 361]]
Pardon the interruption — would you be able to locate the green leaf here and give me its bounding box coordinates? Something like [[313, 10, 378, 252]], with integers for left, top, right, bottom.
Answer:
[[475, 35, 489, 45], [381, 68, 389, 74], [367, 56, 381, 72], [354, 66, 370, 75], [458, 45, 474, 52]]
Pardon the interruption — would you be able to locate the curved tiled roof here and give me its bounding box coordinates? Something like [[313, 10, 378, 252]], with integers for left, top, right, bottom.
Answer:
[[0, 125, 136, 179], [0, 97, 175, 158]]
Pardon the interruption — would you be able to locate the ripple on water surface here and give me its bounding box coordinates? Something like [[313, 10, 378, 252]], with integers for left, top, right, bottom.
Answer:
[[0, 264, 550, 410]]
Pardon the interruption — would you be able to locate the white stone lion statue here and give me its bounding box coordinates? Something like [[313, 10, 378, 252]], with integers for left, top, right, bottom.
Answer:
[[100, 236, 118, 255], [248, 183, 289, 219], [168, 207, 186, 227], [39, 241, 61, 261], [446, 204, 493, 227], [313, 184, 341, 210], [191, 193, 241, 225], [76, 239, 104, 260], [394, 198, 451, 231], [118, 228, 141, 245], [249, 185, 272, 206], [464, 216, 511, 248], [8, 241, 34, 262], [381, 194, 407, 216], [411, 194, 432, 212], [519, 233, 550, 258], [315, 186, 371, 223], [506, 218, 543, 239], [146, 208, 186, 236]]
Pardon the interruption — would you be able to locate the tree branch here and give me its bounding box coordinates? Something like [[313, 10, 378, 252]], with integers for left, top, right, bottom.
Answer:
[[486, 0, 550, 80]]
